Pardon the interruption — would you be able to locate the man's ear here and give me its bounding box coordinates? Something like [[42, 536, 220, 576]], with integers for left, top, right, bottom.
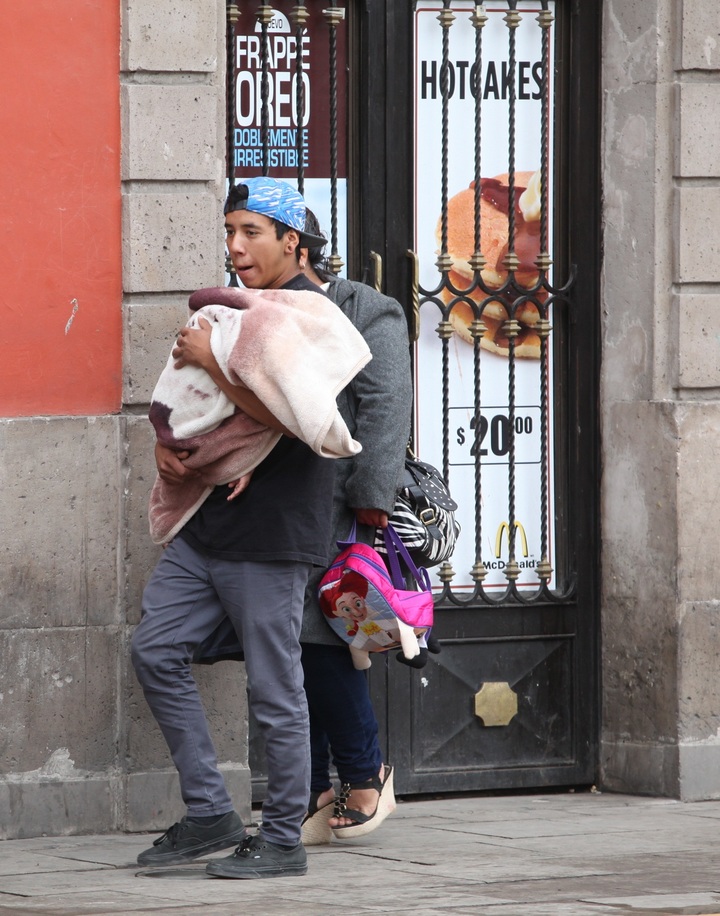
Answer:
[[285, 229, 300, 254]]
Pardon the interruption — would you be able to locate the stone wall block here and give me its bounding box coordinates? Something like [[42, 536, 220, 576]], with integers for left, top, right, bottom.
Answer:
[[676, 294, 720, 388], [600, 741, 678, 798], [124, 416, 161, 622], [678, 601, 720, 743], [677, 595, 720, 798], [602, 1, 661, 88], [0, 418, 121, 629], [124, 654, 248, 772], [678, 84, 720, 178], [124, 300, 190, 405], [0, 776, 116, 840], [678, 187, 720, 283], [681, 0, 720, 71], [122, 85, 220, 181], [678, 743, 720, 801], [123, 427, 158, 617], [601, 82, 658, 403], [601, 401, 679, 749], [122, 0, 220, 73], [677, 404, 720, 601], [0, 627, 120, 773], [124, 766, 251, 833], [122, 193, 224, 293]]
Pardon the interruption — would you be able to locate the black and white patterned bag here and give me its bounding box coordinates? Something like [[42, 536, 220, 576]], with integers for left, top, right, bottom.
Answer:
[[375, 454, 460, 568]]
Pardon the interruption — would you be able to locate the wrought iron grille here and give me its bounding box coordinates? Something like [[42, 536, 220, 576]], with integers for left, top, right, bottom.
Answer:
[[410, 0, 574, 608], [226, 1, 575, 609]]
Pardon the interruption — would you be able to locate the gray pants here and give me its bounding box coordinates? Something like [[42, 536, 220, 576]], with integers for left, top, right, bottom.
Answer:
[[131, 537, 311, 846]]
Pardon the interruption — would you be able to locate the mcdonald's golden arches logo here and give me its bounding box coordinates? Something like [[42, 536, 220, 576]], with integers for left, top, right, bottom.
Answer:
[[494, 521, 529, 558]]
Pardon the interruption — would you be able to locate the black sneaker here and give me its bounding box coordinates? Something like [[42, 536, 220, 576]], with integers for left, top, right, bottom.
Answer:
[[205, 834, 308, 879], [136, 812, 246, 866]]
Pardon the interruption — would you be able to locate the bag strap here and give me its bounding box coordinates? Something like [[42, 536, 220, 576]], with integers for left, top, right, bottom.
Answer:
[[405, 483, 444, 541], [405, 457, 458, 512], [336, 519, 357, 550], [382, 524, 430, 591]]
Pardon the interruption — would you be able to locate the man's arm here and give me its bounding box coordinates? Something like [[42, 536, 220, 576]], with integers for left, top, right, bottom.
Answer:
[[173, 316, 294, 436]]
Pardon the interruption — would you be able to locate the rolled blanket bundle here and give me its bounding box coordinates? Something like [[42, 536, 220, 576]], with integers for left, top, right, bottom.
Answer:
[[148, 286, 372, 544]]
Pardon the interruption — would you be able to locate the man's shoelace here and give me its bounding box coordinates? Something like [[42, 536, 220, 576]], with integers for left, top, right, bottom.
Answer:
[[153, 821, 184, 847], [235, 836, 256, 857]]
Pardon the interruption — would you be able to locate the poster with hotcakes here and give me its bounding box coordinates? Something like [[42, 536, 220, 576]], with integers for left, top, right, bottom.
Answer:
[[413, 1, 556, 592]]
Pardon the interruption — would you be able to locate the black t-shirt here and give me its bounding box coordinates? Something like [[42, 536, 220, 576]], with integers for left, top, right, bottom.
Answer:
[[178, 273, 336, 565]]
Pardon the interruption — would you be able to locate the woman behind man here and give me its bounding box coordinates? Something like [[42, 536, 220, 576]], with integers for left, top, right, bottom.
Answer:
[[298, 210, 412, 842]]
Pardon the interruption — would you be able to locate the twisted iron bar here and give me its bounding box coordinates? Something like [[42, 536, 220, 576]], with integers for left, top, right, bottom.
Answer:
[[471, 3, 488, 589], [537, 1, 555, 583], [226, 2, 240, 286], [291, 3, 309, 196], [503, 1, 521, 586], [257, 5, 273, 176], [437, 2, 454, 274], [539, 3, 552, 260], [323, 8, 345, 274], [226, 2, 240, 184], [438, 1, 455, 491]]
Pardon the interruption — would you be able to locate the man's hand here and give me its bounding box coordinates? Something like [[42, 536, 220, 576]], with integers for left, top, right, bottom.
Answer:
[[173, 316, 213, 370], [155, 442, 199, 484], [171, 316, 294, 437], [355, 508, 389, 529]]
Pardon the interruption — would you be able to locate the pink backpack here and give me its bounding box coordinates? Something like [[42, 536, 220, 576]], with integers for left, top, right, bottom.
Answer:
[[319, 524, 434, 670]]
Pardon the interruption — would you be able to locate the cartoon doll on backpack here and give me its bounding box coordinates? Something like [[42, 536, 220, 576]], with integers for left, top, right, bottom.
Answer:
[[319, 548, 432, 670], [320, 570, 400, 652]]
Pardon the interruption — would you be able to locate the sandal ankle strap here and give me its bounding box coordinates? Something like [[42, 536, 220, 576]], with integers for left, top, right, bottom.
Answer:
[[333, 767, 389, 820]]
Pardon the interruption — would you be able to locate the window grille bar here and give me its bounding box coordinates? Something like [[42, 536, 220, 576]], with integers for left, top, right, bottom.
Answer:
[[324, 8, 345, 275], [471, 4, 488, 590], [256, 5, 273, 176], [225, 2, 241, 285], [537, 1, 554, 585], [290, 3, 309, 197], [503, 1, 520, 586]]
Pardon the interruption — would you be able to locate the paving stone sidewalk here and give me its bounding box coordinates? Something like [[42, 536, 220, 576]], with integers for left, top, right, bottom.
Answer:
[[1, 791, 720, 915]]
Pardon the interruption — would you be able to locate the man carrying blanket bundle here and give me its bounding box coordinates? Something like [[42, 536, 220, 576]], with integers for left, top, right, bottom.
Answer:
[[132, 177, 369, 879], [146, 280, 369, 543]]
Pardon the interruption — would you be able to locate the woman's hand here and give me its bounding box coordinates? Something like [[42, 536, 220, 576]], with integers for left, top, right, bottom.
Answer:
[[173, 316, 213, 370], [355, 508, 389, 529]]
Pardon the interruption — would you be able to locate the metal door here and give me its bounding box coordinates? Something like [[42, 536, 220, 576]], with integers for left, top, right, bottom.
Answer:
[[229, 0, 601, 797], [360, 0, 601, 793]]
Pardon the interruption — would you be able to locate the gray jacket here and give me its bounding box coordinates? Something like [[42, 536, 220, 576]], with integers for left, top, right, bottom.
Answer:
[[300, 276, 413, 645]]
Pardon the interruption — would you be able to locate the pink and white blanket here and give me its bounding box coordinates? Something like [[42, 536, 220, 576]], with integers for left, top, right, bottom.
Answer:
[[148, 286, 371, 544]]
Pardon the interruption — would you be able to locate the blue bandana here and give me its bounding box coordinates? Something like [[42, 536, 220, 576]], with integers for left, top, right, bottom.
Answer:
[[225, 177, 327, 248]]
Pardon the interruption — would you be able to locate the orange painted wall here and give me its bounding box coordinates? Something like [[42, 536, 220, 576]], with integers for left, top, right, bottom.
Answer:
[[0, 2, 122, 417]]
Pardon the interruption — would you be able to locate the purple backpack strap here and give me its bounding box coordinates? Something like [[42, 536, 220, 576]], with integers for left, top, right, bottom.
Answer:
[[382, 524, 431, 591], [336, 519, 358, 551]]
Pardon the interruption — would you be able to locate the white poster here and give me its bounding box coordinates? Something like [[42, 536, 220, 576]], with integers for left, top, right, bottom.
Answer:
[[414, 1, 556, 592]]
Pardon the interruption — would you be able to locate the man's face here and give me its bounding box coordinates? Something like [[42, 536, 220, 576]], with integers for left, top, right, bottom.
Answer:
[[225, 209, 300, 289]]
